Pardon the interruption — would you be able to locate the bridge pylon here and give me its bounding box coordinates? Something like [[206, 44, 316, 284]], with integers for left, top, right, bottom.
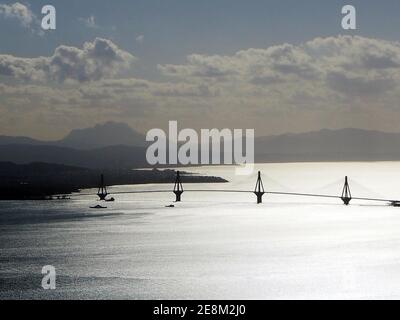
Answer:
[[173, 171, 184, 202], [341, 176, 352, 205], [254, 171, 265, 204], [97, 174, 108, 200]]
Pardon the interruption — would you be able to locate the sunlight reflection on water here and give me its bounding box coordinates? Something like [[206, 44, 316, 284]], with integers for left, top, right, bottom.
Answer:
[[2, 162, 400, 299]]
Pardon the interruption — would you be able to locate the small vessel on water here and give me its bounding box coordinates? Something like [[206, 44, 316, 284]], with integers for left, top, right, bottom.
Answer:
[[90, 205, 107, 209], [390, 201, 400, 207]]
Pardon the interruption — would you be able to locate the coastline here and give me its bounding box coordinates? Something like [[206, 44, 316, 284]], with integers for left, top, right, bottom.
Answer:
[[0, 167, 227, 201]]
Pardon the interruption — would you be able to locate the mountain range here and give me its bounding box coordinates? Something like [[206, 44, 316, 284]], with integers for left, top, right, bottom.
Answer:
[[1, 122, 400, 168], [254, 128, 400, 162], [0, 121, 147, 149]]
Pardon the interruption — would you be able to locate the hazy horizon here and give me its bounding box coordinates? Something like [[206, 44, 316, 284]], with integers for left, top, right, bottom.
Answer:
[[6, 120, 400, 141]]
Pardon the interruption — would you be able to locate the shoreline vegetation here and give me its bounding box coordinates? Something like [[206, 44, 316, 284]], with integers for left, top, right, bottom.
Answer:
[[0, 162, 227, 200]]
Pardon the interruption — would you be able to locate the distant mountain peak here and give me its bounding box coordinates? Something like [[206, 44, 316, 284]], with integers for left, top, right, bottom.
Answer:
[[91, 121, 132, 131], [60, 121, 146, 149], [65, 121, 137, 135]]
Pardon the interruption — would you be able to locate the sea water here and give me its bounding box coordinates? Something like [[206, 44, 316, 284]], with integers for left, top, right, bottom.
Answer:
[[2, 162, 400, 299]]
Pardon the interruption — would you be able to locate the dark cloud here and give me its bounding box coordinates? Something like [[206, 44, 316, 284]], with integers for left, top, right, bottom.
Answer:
[[326, 71, 395, 97], [360, 53, 400, 69]]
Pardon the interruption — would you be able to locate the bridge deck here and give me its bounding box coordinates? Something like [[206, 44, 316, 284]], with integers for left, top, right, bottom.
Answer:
[[71, 189, 398, 203]]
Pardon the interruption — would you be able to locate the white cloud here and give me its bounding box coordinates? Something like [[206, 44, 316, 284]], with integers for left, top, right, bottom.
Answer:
[[79, 15, 98, 29], [158, 35, 400, 98], [0, 2, 38, 30], [0, 38, 136, 83], [4, 35, 400, 136], [136, 35, 144, 43]]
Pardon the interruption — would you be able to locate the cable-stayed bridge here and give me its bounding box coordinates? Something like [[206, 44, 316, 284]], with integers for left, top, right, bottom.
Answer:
[[70, 171, 400, 207]]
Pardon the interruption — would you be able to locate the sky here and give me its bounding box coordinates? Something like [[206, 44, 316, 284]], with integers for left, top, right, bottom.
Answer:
[[1, 0, 400, 139]]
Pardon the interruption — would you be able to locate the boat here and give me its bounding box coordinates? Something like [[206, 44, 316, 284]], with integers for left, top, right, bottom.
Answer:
[[90, 205, 107, 209]]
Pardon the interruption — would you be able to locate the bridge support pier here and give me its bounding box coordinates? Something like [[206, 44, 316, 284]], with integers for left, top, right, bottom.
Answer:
[[97, 174, 108, 200], [341, 176, 352, 205], [173, 171, 184, 202], [254, 171, 265, 204]]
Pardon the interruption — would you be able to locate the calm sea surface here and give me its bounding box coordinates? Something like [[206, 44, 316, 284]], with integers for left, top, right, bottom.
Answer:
[[2, 162, 400, 299]]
